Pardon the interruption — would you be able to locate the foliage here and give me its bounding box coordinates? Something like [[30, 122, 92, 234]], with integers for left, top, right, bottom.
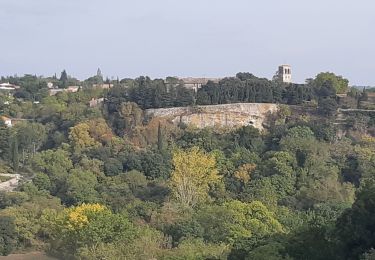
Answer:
[[335, 181, 375, 259], [43, 203, 137, 258], [196, 200, 283, 244], [169, 147, 221, 206], [0, 216, 16, 256], [313, 72, 349, 94], [0, 71, 373, 259]]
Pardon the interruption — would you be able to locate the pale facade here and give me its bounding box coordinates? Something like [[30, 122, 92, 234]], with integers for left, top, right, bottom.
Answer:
[[278, 65, 292, 83]]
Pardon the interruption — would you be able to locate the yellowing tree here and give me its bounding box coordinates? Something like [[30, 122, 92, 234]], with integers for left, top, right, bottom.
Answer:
[[234, 163, 256, 184], [86, 118, 113, 144], [69, 123, 100, 152], [169, 147, 221, 206], [64, 203, 107, 229]]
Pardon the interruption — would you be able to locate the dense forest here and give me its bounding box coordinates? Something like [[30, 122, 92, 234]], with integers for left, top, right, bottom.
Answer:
[[0, 71, 374, 259]]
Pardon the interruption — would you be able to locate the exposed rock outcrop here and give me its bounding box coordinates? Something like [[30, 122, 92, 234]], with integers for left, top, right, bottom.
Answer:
[[0, 173, 21, 192], [145, 103, 279, 130]]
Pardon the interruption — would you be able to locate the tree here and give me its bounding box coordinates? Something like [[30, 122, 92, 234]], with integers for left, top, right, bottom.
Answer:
[[0, 199, 61, 251], [119, 102, 144, 133], [280, 126, 318, 167], [59, 70, 68, 88], [104, 158, 123, 176], [65, 169, 99, 205], [44, 203, 137, 258], [250, 151, 298, 203], [10, 136, 19, 172], [313, 72, 349, 94], [76, 226, 166, 260], [0, 216, 16, 256], [335, 181, 375, 259], [318, 98, 338, 117], [32, 173, 52, 191], [0, 121, 9, 160], [32, 149, 73, 196], [97, 68, 103, 79], [160, 238, 229, 260], [230, 126, 265, 153], [140, 150, 172, 179], [86, 118, 113, 145], [169, 147, 221, 206], [14, 122, 47, 157], [157, 122, 164, 151], [69, 122, 100, 152], [196, 200, 284, 244]]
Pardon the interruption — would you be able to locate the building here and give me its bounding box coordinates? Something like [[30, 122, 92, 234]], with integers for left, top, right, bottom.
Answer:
[[179, 77, 221, 92], [66, 86, 80, 93], [92, 83, 114, 89], [49, 89, 65, 96], [89, 97, 104, 108], [277, 65, 292, 83], [47, 82, 54, 89], [0, 83, 20, 91], [1, 116, 12, 127], [0, 117, 32, 127], [48, 86, 80, 96]]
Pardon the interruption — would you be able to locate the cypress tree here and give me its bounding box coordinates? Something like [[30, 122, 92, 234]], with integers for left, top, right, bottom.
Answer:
[[157, 122, 164, 152], [59, 70, 68, 88], [10, 137, 19, 172]]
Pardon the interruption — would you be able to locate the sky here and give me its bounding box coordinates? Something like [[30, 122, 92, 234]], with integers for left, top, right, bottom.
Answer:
[[0, 0, 374, 85]]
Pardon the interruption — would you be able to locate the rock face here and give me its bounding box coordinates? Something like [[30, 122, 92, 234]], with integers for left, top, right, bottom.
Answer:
[[0, 173, 21, 192], [145, 103, 279, 130]]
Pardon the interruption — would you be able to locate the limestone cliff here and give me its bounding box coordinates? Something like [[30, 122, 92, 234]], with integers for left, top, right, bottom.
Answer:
[[145, 103, 279, 130]]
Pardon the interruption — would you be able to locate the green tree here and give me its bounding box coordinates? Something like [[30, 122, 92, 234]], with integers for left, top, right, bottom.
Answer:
[[59, 70, 68, 88], [10, 136, 19, 172], [32, 149, 73, 196], [313, 72, 349, 94], [104, 158, 123, 176], [336, 181, 375, 259], [0, 216, 16, 256], [44, 203, 137, 258], [32, 173, 52, 191], [196, 200, 284, 244], [65, 169, 99, 205], [14, 122, 47, 157], [0, 121, 9, 160]]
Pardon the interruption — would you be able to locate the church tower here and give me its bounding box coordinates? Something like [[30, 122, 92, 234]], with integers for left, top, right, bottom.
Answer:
[[278, 65, 292, 83]]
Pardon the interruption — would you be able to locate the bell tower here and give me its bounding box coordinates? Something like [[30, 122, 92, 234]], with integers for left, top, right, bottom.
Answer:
[[278, 65, 292, 83]]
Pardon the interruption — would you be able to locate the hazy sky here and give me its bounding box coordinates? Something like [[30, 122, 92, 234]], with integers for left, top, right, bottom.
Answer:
[[1, 0, 374, 85]]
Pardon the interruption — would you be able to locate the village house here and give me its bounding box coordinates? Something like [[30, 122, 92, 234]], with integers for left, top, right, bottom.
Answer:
[[0, 83, 20, 91], [179, 77, 221, 92], [89, 97, 104, 108], [67, 86, 80, 93], [48, 86, 80, 96], [0, 116, 33, 127], [92, 83, 114, 89], [48, 89, 65, 96], [47, 82, 54, 89], [1, 116, 12, 127]]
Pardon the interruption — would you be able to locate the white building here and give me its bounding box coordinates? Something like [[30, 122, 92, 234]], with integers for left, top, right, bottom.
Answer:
[[0, 82, 20, 91], [1, 116, 12, 127], [277, 65, 292, 83]]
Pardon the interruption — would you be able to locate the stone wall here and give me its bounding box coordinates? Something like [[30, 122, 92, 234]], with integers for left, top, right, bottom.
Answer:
[[145, 103, 279, 130]]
